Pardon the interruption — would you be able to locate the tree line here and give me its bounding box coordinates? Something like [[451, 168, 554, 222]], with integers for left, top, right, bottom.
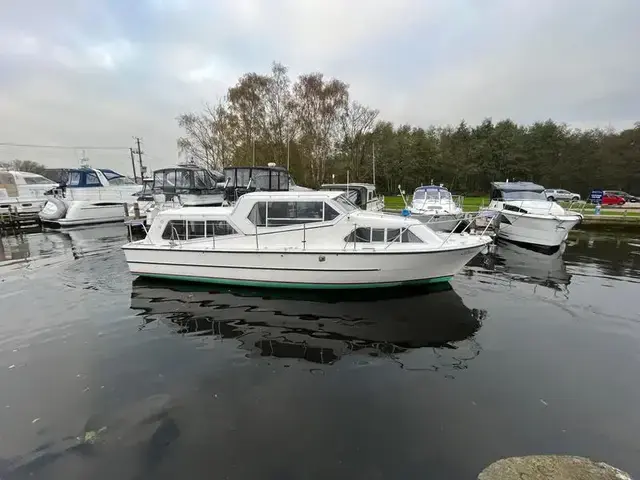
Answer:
[[178, 62, 640, 196]]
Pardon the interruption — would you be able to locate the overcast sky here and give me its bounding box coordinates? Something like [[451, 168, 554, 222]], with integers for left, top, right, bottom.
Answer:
[[1, 0, 638, 175]]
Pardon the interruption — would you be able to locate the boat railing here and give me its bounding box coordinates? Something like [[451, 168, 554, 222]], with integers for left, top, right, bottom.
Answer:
[[439, 212, 495, 247]]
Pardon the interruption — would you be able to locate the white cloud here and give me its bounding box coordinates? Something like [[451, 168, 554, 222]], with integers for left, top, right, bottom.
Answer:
[[0, 0, 639, 174]]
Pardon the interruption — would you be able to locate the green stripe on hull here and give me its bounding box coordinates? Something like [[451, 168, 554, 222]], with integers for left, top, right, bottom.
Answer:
[[135, 273, 453, 290]]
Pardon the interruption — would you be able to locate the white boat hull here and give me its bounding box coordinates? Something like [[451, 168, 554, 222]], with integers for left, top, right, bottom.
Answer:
[[497, 211, 581, 247], [0, 198, 47, 215], [40, 199, 126, 227], [123, 243, 488, 289]]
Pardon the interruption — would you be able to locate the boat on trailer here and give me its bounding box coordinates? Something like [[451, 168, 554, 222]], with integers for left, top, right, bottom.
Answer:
[[407, 185, 466, 232], [319, 183, 384, 212], [485, 181, 582, 251], [39, 167, 141, 227], [122, 190, 492, 289]]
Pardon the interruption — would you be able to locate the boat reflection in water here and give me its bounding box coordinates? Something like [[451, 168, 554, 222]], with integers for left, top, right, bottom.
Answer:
[[130, 279, 486, 370], [480, 239, 572, 293]]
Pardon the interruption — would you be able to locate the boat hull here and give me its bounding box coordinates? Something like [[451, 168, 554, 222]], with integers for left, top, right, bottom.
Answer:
[[497, 211, 581, 247], [123, 243, 488, 289], [40, 200, 126, 227]]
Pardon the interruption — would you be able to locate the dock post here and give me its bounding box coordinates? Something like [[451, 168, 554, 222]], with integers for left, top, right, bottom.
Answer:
[[123, 203, 129, 218], [133, 202, 140, 219]]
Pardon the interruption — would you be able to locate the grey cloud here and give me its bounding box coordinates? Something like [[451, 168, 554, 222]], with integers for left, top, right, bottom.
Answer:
[[0, 0, 638, 173]]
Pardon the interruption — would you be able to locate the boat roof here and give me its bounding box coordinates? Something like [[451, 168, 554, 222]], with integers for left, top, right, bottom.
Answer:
[[238, 190, 343, 200], [321, 183, 376, 189], [491, 181, 545, 192], [415, 185, 449, 191], [224, 165, 288, 172]]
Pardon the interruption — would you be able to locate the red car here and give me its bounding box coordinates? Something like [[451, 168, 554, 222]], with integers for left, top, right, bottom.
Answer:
[[601, 191, 626, 205]]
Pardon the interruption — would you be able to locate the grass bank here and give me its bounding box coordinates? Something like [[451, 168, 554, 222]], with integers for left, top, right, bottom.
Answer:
[[383, 195, 640, 216]]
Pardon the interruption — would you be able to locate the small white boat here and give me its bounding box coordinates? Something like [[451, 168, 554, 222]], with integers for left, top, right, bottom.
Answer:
[[0, 170, 59, 216], [319, 183, 384, 212], [122, 190, 492, 289], [408, 185, 466, 232], [39, 167, 141, 227], [485, 181, 582, 250]]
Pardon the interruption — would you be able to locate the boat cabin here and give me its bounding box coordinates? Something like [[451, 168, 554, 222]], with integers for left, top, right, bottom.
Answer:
[[142, 190, 433, 249], [490, 182, 548, 202], [413, 185, 452, 201], [152, 164, 224, 197], [319, 183, 383, 211], [43, 168, 137, 189], [222, 164, 306, 203]]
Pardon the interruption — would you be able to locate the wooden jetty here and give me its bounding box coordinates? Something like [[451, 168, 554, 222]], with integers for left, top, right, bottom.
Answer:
[[0, 207, 42, 236]]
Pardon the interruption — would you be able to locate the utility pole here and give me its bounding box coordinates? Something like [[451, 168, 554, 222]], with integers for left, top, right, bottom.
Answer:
[[372, 143, 376, 186], [132, 137, 144, 181], [287, 138, 290, 171], [129, 148, 138, 183], [252, 138, 256, 167]]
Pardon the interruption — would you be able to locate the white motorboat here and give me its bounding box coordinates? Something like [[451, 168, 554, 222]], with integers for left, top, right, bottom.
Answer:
[[39, 167, 141, 227], [122, 190, 492, 289], [408, 185, 466, 232], [319, 183, 384, 212], [485, 181, 582, 250], [0, 170, 59, 216]]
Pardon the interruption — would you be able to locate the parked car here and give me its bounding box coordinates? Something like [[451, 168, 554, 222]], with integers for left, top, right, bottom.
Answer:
[[544, 189, 581, 201], [601, 191, 626, 206], [606, 190, 639, 203]]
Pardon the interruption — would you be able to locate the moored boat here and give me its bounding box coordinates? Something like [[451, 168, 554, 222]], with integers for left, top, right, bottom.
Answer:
[[0, 170, 59, 217], [122, 190, 492, 289], [319, 183, 384, 212], [407, 185, 466, 232], [39, 167, 141, 227], [485, 181, 582, 251]]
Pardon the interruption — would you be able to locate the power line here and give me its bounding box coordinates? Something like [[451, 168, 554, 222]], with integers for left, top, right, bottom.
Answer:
[[0, 142, 130, 150]]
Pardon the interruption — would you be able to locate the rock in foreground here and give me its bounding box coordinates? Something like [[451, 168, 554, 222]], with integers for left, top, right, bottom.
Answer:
[[478, 455, 633, 480]]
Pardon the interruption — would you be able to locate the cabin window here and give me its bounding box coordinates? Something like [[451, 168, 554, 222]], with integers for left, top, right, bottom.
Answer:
[[0, 173, 16, 185], [176, 170, 192, 191], [187, 221, 206, 239], [387, 228, 401, 243], [165, 170, 177, 188], [491, 189, 502, 201], [66, 172, 81, 186], [324, 203, 341, 221], [344, 227, 372, 242], [206, 220, 237, 236], [236, 169, 250, 188], [401, 229, 422, 243], [254, 173, 271, 190], [23, 176, 53, 185], [371, 228, 385, 242], [368, 191, 373, 200], [270, 170, 279, 190], [248, 202, 267, 227], [279, 173, 289, 190], [346, 227, 423, 243], [161, 220, 187, 240], [86, 173, 101, 186], [267, 201, 323, 226]]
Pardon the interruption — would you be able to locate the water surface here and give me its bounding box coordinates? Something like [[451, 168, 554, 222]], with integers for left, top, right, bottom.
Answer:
[[1, 227, 639, 479]]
